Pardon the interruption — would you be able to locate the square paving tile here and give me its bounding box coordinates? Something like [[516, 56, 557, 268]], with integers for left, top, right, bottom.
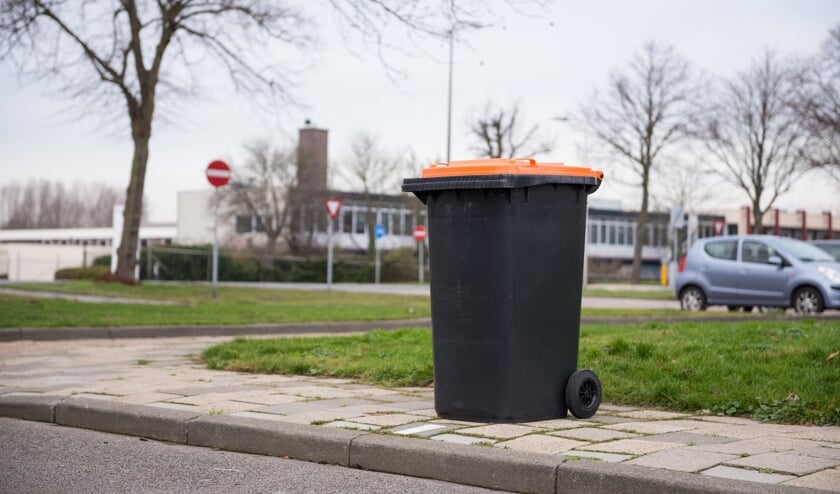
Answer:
[[693, 436, 829, 456], [432, 434, 496, 446], [250, 398, 374, 415], [783, 467, 840, 491], [578, 439, 681, 455], [230, 393, 306, 406], [391, 423, 454, 437], [793, 447, 840, 460], [561, 451, 633, 463], [725, 452, 840, 475], [229, 411, 292, 422], [785, 428, 840, 442], [457, 424, 542, 439], [495, 435, 588, 454], [615, 410, 690, 420], [549, 427, 637, 442], [522, 418, 590, 430], [702, 465, 796, 484], [351, 413, 430, 427], [637, 431, 735, 446], [323, 421, 381, 431], [113, 392, 184, 405], [275, 385, 359, 399], [386, 400, 435, 411], [603, 420, 699, 435], [626, 448, 737, 473], [193, 401, 260, 414]]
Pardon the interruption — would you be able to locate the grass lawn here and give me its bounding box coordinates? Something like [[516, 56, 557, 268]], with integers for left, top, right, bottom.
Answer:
[[0, 284, 431, 327], [202, 319, 840, 425], [582, 287, 673, 300]]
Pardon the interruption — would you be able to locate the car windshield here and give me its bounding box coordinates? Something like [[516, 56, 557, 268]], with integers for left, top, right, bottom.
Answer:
[[774, 238, 835, 262]]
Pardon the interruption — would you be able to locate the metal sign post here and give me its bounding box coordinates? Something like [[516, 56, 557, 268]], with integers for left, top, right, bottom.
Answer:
[[374, 223, 386, 284], [324, 198, 343, 289], [205, 160, 231, 299]]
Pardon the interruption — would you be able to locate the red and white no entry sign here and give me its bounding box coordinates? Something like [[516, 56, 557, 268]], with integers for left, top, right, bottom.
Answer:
[[413, 225, 427, 241], [206, 160, 231, 187], [324, 198, 343, 221]]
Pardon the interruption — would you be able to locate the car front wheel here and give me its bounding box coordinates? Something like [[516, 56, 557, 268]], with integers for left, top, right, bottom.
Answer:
[[680, 286, 707, 311], [793, 287, 824, 315]]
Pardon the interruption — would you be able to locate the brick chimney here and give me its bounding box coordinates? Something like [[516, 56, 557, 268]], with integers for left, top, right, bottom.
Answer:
[[297, 120, 328, 192]]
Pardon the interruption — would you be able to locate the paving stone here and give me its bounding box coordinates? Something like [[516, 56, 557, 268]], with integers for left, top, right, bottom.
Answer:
[[637, 431, 735, 446], [603, 420, 699, 435], [386, 400, 435, 411], [671, 424, 767, 440], [785, 427, 840, 442], [596, 404, 639, 413], [352, 413, 430, 427], [495, 434, 589, 454], [193, 401, 260, 414], [269, 385, 359, 399], [174, 391, 279, 406], [561, 451, 633, 463], [457, 424, 542, 439], [391, 422, 453, 437], [578, 439, 681, 455], [579, 415, 637, 425], [113, 392, 184, 405], [702, 465, 796, 484], [626, 448, 737, 473], [431, 434, 496, 446], [158, 385, 264, 395], [697, 416, 761, 426], [692, 436, 829, 456], [793, 447, 840, 460], [725, 452, 840, 475], [522, 418, 589, 429], [430, 419, 479, 426], [783, 467, 840, 491], [404, 408, 437, 417], [250, 398, 373, 415], [549, 427, 637, 442], [366, 393, 430, 403], [70, 393, 116, 400], [323, 420, 381, 431], [271, 410, 358, 425], [615, 410, 690, 420], [345, 388, 401, 397], [229, 393, 305, 406], [229, 411, 292, 422]]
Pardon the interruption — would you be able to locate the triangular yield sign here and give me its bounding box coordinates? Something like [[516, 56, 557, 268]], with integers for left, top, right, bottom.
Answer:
[[324, 198, 343, 220]]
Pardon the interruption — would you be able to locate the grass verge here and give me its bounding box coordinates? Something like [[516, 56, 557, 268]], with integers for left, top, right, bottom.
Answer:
[[202, 320, 840, 425]]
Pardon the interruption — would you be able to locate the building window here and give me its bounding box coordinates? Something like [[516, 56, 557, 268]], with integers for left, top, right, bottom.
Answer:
[[342, 210, 353, 233], [589, 224, 598, 243], [355, 209, 366, 234]]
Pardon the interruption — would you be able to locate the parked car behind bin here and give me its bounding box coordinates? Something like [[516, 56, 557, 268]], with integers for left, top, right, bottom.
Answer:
[[811, 239, 840, 262], [674, 235, 840, 314]]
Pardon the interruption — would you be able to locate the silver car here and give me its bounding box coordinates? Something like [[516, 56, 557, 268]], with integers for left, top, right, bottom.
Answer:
[[675, 235, 840, 314], [812, 239, 840, 262]]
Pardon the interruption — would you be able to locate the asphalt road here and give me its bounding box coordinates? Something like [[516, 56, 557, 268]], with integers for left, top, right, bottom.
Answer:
[[0, 418, 508, 494]]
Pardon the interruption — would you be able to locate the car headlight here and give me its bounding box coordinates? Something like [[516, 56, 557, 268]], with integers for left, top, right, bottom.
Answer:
[[817, 265, 840, 283]]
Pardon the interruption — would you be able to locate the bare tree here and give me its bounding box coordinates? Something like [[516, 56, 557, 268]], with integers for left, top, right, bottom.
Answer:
[[223, 140, 297, 256], [0, 179, 124, 228], [793, 24, 840, 180], [703, 50, 809, 232], [579, 41, 704, 284], [468, 102, 553, 158], [1, 1, 528, 282], [342, 131, 411, 259], [651, 159, 720, 214]]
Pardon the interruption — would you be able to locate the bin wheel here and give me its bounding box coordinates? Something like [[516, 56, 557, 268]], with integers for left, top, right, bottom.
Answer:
[[565, 369, 602, 419]]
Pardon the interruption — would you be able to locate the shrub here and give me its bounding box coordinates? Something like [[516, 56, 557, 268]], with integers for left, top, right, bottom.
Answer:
[[55, 265, 110, 280]]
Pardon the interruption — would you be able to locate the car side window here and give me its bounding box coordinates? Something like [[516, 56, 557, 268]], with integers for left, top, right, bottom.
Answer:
[[704, 240, 737, 260], [741, 241, 778, 264]]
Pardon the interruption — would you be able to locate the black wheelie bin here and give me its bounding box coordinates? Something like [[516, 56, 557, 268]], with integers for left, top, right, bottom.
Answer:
[[402, 158, 604, 423]]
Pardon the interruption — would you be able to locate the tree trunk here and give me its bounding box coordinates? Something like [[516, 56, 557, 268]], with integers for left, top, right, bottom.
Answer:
[[115, 119, 151, 282], [752, 200, 764, 233], [630, 171, 650, 284]]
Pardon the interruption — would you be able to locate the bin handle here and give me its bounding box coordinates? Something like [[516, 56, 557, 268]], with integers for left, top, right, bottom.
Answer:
[[512, 157, 537, 167]]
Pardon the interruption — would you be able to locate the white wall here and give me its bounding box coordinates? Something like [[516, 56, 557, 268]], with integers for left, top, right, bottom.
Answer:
[[0, 244, 111, 281]]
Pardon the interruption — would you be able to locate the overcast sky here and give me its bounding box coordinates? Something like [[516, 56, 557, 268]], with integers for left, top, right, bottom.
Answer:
[[1, 0, 838, 223]]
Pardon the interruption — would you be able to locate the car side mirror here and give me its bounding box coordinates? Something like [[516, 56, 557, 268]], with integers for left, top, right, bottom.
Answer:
[[767, 255, 783, 266]]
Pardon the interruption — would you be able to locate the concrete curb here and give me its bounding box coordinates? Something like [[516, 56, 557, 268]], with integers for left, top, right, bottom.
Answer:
[[0, 318, 433, 342], [0, 396, 825, 494]]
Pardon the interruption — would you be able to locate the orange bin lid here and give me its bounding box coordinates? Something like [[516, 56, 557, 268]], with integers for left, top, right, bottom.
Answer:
[[421, 158, 603, 181]]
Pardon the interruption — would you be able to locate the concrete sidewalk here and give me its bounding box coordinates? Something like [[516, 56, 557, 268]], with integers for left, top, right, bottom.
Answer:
[[1, 335, 838, 494]]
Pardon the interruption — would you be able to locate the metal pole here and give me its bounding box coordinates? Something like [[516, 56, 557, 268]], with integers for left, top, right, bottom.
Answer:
[[418, 241, 425, 283], [375, 239, 381, 284], [212, 187, 219, 298], [327, 216, 334, 289], [446, 21, 454, 163]]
